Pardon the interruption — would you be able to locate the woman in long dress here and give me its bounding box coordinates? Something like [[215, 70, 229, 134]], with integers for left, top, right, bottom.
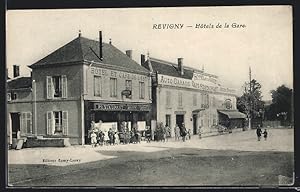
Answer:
[[104, 130, 109, 145]]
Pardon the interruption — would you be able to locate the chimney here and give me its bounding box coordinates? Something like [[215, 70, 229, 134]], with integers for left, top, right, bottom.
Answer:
[[13, 65, 20, 78], [125, 50, 132, 59], [99, 31, 103, 60], [178, 58, 184, 75], [78, 30, 81, 37], [141, 54, 146, 65]]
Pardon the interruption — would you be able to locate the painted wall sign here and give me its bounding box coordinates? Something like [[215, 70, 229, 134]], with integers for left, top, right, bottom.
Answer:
[[158, 74, 236, 94], [90, 67, 147, 81], [92, 103, 151, 111], [192, 72, 218, 84]]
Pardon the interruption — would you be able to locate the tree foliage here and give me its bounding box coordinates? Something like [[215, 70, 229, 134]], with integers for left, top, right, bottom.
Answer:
[[237, 79, 264, 118], [265, 85, 293, 122]]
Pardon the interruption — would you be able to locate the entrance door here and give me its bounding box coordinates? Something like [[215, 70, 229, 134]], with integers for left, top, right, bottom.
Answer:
[[176, 115, 184, 129], [193, 114, 197, 135], [11, 113, 20, 138]]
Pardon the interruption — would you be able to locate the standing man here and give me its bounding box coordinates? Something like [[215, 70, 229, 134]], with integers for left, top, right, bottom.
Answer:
[[256, 125, 262, 141], [181, 123, 187, 142]]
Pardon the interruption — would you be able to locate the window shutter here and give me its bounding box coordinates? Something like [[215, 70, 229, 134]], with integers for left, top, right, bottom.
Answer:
[[62, 75, 67, 98], [27, 112, 33, 134], [62, 111, 68, 136], [46, 76, 53, 99], [46, 111, 53, 135], [20, 113, 26, 135]]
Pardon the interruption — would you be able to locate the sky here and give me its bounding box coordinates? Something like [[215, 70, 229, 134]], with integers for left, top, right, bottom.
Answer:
[[6, 6, 293, 100]]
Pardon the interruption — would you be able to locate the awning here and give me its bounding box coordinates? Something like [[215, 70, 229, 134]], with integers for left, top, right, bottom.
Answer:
[[192, 108, 205, 114], [217, 110, 246, 119]]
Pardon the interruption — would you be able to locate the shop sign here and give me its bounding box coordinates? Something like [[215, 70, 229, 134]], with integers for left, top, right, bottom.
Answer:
[[90, 67, 147, 81], [158, 74, 236, 94], [192, 72, 218, 84], [92, 103, 151, 111]]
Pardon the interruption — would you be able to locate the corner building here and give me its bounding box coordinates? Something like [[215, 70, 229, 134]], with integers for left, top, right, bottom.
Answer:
[[142, 57, 245, 137], [7, 33, 152, 145]]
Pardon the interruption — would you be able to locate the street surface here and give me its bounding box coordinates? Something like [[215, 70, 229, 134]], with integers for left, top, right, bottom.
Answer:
[[8, 128, 294, 186]]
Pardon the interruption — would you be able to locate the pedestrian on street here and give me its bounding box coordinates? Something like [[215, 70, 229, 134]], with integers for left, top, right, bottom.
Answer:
[[145, 127, 151, 143], [175, 124, 180, 141], [256, 125, 262, 141], [198, 126, 202, 139], [181, 123, 187, 142], [114, 132, 120, 145], [90, 131, 97, 147], [263, 129, 268, 141], [104, 130, 109, 145]]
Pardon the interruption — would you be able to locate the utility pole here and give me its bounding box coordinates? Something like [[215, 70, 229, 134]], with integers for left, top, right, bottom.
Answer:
[[248, 66, 252, 130]]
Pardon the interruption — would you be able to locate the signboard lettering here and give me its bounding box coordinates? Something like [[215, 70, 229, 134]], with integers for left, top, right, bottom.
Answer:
[[158, 74, 236, 94], [91, 67, 147, 81], [93, 103, 151, 111]]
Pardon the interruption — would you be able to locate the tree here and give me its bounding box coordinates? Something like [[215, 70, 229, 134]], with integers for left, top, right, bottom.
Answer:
[[237, 79, 264, 119], [267, 85, 293, 123]]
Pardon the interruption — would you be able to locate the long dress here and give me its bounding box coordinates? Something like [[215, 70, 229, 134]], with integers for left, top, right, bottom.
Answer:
[[104, 131, 109, 142]]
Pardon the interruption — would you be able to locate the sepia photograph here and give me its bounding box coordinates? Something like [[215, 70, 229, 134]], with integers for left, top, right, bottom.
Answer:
[[6, 5, 293, 187]]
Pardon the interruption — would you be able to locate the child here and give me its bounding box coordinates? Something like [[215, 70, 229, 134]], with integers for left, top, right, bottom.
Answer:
[[263, 129, 268, 141], [90, 131, 97, 147]]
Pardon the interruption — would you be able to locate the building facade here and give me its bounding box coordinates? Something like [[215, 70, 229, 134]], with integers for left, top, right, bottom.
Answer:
[[7, 33, 152, 145], [142, 57, 245, 137]]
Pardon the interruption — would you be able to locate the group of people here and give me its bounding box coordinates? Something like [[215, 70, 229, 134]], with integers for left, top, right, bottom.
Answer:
[[256, 125, 268, 141], [90, 128, 120, 147], [153, 123, 171, 142], [174, 123, 191, 142]]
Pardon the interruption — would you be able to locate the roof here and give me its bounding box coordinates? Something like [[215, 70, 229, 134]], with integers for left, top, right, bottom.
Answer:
[[30, 36, 149, 74], [217, 110, 246, 119], [143, 57, 217, 80], [7, 76, 32, 90]]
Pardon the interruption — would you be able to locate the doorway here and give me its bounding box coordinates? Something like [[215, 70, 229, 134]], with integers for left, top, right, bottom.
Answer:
[[11, 113, 20, 138], [193, 114, 197, 135], [176, 114, 184, 129]]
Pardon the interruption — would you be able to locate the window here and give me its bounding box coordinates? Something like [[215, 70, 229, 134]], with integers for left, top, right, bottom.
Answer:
[[166, 91, 171, 106], [12, 93, 17, 100], [178, 92, 183, 107], [166, 115, 171, 127], [47, 111, 68, 135], [213, 114, 217, 125], [46, 75, 67, 99], [139, 82, 145, 99], [193, 94, 197, 106], [7, 93, 11, 101], [110, 78, 117, 97], [20, 112, 32, 134], [94, 76, 102, 97], [125, 80, 132, 99], [201, 93, 209, 108], [201, 93, 204, 107]]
